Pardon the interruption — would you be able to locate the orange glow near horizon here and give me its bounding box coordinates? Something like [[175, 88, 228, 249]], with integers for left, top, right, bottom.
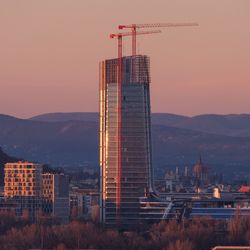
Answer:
[[0, 0, 249, 118]]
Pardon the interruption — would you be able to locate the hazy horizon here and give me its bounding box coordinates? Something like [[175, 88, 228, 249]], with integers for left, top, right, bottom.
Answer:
[[1, 0, 249, 118], [2, 111, 250, 120]]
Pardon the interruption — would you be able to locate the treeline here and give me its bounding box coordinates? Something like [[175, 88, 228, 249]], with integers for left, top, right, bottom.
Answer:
[[0, 147, 20, 185], [0, 212, 249, 250]]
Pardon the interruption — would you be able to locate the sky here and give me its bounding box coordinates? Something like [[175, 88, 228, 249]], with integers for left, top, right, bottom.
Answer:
[[0, 0, 249, 118]]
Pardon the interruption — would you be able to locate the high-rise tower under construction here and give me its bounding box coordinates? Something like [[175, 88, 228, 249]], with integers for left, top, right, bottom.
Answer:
[[100, 55, 153, 226]]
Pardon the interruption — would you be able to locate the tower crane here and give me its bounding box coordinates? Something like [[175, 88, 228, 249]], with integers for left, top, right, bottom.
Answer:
[[118, 22, 199, 56], [110, 30, 161, 60], [110, 30, 161, 88]]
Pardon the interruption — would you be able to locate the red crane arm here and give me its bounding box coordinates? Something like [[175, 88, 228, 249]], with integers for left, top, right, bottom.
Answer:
[[110, 29, 161, 39], [118, 22, 198, 56], [118, 22, 198, 29]]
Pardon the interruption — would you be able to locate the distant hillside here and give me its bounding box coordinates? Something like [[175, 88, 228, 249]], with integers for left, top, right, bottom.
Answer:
[[0, 147, 20, 186], [30, 112, 250, 137], [1, 113, 250, 174], [0, 114, 98, 166], [30, 112, 98, 123], [152, 124, 250, 167], [152, 114, 250, 137]]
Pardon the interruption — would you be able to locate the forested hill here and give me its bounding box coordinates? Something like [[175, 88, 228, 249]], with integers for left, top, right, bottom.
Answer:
[[0, 147, 20, 186], [1, 113, 250, 174]]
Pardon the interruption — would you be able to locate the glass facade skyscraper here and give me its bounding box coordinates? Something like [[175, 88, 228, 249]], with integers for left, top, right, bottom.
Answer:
[[100, 55, 153, 226]]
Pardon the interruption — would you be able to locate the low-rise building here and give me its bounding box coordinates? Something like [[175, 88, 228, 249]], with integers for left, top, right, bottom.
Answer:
[[42, 172, 70, 223], [70, 188, 99, 220], [4, 162, 42, 221]]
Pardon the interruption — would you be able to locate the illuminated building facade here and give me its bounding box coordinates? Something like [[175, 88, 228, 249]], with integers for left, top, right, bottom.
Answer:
[[4, 162, 42, 220], [4, 162, 42, 198], [100, 55, 153, 226]]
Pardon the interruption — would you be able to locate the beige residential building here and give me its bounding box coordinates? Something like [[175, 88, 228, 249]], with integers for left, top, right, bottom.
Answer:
[[4, 162, 42, 198], [4, 162, 70, 222], [4, 162, 42, 220]]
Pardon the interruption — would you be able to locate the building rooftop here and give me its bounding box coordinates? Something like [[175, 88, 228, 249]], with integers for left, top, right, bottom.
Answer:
[[239, 186, 250, 193]]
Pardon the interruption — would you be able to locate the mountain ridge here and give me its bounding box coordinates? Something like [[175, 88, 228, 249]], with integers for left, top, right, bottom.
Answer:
[[28, 112, 250, 137], [1, 113, 250, 174]]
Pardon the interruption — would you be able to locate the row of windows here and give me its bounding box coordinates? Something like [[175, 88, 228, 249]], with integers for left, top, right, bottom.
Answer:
[[107, 87, 145, 92], [107, 106, 146, 113], [107, 118, 146, 124], [107, 147, 148, 152], [107, 112, 147, 118], [43, 180, 53, 185], [5, 178, 40, 183], [5, 165, 39, 169], [5, 182, 36, 187], [107, 150, 147, 155], [5, 191, 37, 196], [106, 177, 148, 183]]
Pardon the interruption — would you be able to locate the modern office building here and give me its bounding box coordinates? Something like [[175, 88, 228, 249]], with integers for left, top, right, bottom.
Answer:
[[100, 55, 153, 226], [42, 172, 70, 223], [4, 162, 43, 221]]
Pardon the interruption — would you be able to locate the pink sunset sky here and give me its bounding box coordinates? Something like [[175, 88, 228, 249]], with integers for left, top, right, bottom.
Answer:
[[0, 0, 249, 118]]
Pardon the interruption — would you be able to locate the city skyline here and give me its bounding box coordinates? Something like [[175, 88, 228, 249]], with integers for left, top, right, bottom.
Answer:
[[0, 1, 250, 248], [0, 0, 250, 118]]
